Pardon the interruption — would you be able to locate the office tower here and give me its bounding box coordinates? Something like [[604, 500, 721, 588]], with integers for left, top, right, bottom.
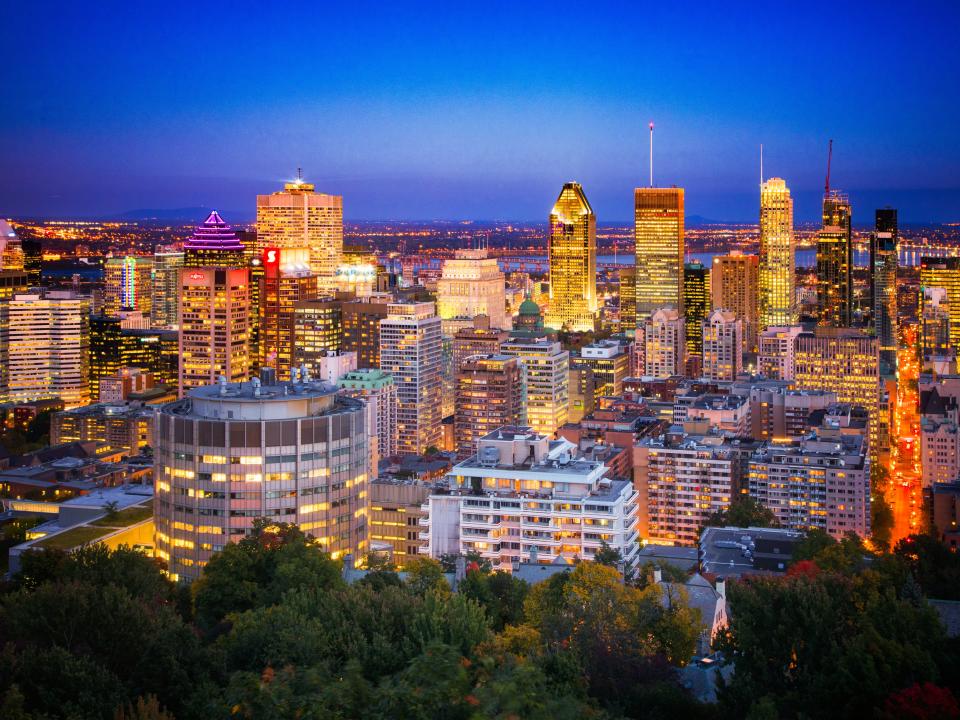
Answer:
[[21, 236, 42, 286], [436, 248, 508, 330], [634, 187, 684, 323], [256, 178, 343, 289], [619, 267, 636, 332], [794, 328, 880, 456], [749, 431, 870, 538], [920, 258, 960, 353], [870, 208, 899, 372], [635, 432, 751, 545], [422, 429, 639, 569], [683, 261, 710, 359], [259, 247, 318, 377], [380, 302, 442, 455], [568, 366, 596, 424], [454, 354, 524, 459], [702, 309, 743, 381], [9, 292, 90, 408], [342, 295, 391, 368], [643, 307, 685, 378], [0, 220, 25, 270], [712, 252, 759, 351], [758, 325, 804, 380], [89, 314, 124, 399], [151, 251, 184, 330], [920, 287, 951, 359], [575, 339, 630, 402], [182, 211, 247, 268], [92, 315, 179, 391], [338, 368, 398, 461], [293, 297, 342, 372], [104, 256, 153, 317], [817, 191, 853, 326], [499, 336, 570, 435], [545, 182, 597, 332], [154, 376, 370, 581], [759, 178, 795, 328], [452, 316, 509, 371], [178, 267, 250, 394]]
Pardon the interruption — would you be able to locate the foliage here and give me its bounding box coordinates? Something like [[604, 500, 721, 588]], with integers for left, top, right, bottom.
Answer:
[[871, 493, 895, 550], [457, 566, 528, 631], [894, 533, 960, 600], [705, 496, 778, 529]]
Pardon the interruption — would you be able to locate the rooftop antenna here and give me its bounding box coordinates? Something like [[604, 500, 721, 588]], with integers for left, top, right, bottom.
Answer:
[[296, 167, 303, 184], [648, 121, 655, 188], [759, 144, 764, 187], [824, 139, 833, 195]]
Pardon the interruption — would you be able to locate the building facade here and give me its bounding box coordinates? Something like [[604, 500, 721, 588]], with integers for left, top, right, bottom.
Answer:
[[816, 191, 853, 327], [454, 354, 524, 459], [634, 187, 684, 323], [151, 251, 184, 330], [338, 368, 398, 461], [499, 336, 570, 436], [545, 182, 598, 332], [643, 307, 685, 378], [683, 262, 710, 360], [712, 252, 758, 351], [702, 309, 743, 381], [871, 208, 899, 372], [436, 248, 508, 330], [759, 178, 795, 328]]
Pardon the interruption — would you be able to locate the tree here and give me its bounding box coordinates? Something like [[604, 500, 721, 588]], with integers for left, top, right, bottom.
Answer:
[[894, 534, 960, 600], [705, 496, 778, 529], [872, 493, 895, 550]]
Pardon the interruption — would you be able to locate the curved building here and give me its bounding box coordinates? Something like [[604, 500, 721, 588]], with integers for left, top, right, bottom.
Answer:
[[154, 375, 369, 581]]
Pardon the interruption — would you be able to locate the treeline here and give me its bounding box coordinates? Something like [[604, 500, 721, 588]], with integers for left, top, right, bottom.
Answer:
[[0, 522, 959, 719]]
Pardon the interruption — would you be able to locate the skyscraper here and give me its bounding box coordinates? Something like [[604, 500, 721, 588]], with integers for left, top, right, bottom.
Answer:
[[619, 267, 636, 332], [870, 208, 898, 372], [545, 182, 597, 332], [920, 258, 960, 354], [759, 178, 795, 328], [0, 220, 25, 271], [380, 302, 443, 455], [436, 248, 508, 330], [104, 256, 153, 317], [259, 247, 319, 377], [642, 307, 685, 378], [817, 191, 853, 327], [634, 188, 684, 323], [454, 354, 524, 459], [293, 297, 343, 372], [920, 287, 951, 359], [452, 315, 509, 370], [683, 261, 710, 360], [712, 252, 759, 351], [151, 251, 184, 330], [342, 295, 391, 369], [182, 211, 247, 268], [338, 368, 398, 461], [702, 309, 743, 381], [256, 178, 343, 289], [499, 336, 569, 435]]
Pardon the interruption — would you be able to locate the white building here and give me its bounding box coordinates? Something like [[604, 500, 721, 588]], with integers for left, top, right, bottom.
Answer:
[[499, 336, 570, 436], [643, 307, 685, 378], [702, 309, 743, 381], [436, 248, 508, 331], [758, 325, 803, 381], [314, 350, 358, 384], [421, 427, 639, 570]]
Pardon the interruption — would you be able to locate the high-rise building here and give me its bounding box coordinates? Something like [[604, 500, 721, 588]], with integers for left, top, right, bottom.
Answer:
[[380, 302, 443, 455], [259, 247, 318, 377], [293, 297, 343, 372], [712, 252, 759, 351], [178, 267, 250, 394], [256, 179, 343, 289], [436, 248, 508, 330], [619, 266, 636, 332], [154, 377, 370, 581], [759, 178, 795, 328], [817, 191, 853, 327], [151, 251, 184, 330], [182, 211, 247, 268], [575, 340, 630, 402], [870, 208, 898, 372], [338, 368, 398, 461], [642, 307, 685, 378], [454, 354, 524, 459], [499, 336, 570, 435], [920, 258, 960, 354], [568, 366, 596, 424], [545, 182, 597, 332], [920, 287, 952, 360], [104, 256, 153, 317], [702, 309, 743, 381], [758, 325, 804, 381], [683, 261, 710, 359], [634, 188, 684, 323], [9, 292, 90, 408], [0, 220, 26, 271], [452, 316, 509, 371], [342, 295, 391, 368]]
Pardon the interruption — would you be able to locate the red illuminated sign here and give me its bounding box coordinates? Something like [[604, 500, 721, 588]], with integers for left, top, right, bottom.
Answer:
[[263, 247, 281, 273]]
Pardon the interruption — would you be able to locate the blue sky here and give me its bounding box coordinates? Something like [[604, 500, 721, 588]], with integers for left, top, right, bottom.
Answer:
[[2, 1, 959, 222]]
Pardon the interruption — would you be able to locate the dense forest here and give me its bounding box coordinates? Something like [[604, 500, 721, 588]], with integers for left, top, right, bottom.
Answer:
[[1, 521, 959, 719]]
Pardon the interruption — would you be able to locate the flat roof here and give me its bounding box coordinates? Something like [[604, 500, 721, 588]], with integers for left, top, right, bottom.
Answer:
[[699, 526, 802, 577], [187, 379, 338, 402]]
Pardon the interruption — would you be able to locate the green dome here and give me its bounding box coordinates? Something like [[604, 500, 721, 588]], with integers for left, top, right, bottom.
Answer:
[[518, 296, 541, 316]]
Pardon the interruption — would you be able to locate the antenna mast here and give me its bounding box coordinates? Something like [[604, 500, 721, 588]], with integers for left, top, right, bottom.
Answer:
[[648, 121, 654, 187], [824, 139, 833, 195], [760, 144, 763, 187]]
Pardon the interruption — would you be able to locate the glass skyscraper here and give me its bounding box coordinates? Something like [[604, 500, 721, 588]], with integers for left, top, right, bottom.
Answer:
[[759, 178, 795, 328], [817, 191, 853, 327], [634, 187, 684, 323], [870, 208, 898, 373], [545, 182, 597, 332]]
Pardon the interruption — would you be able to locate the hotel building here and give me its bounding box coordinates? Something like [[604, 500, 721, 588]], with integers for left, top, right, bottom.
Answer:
[[702, 309, 743, 381], [642, 307, 685, 378]]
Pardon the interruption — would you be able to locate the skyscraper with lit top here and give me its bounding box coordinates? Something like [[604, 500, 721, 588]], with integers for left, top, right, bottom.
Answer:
[[437, 248, 508, 330], [183, 211, 247, 268], [759, 178, 795, 328], [634, 188, 684, 323], [545, 182, 597, 332]]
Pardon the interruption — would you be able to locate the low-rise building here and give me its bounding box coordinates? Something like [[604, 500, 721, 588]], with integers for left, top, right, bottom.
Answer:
[[368, 478, 433, 567], [51, 403, 154, 455]]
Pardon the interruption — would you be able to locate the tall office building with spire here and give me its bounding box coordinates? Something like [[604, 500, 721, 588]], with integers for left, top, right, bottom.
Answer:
[[759, 178, 795, 328], [634, 188, 684, 323], [817, 190, 853, 327], [545, 182, 597, 332], [256, 177, 343, 289]]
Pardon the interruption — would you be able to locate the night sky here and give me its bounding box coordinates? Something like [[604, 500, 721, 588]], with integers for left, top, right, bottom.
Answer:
[[3, 1, 959, 223]]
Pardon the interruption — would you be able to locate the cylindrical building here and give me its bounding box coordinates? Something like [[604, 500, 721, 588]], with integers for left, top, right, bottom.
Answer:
[[154, 375, 369, 581]]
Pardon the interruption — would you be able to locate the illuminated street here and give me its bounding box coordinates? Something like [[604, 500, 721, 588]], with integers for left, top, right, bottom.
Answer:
[[887, 325, 922, 542]]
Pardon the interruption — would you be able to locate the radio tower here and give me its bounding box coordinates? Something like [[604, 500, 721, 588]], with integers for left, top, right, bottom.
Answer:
[[648, 121, 655, 187]]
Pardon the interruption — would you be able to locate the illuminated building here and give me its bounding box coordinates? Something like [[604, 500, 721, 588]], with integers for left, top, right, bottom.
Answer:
[[683, 261, 710, 359], [0, 219, 26, 270], [619, 266, 636, 332], [89, 314, 124, 399], [712, 252, 758, 351], [922, 415, 959, 488], [368, 478, 430, 566], [338, 368, 398, 461], [259, 248, 318, 377], [575, 340, 630, 402], [794, 328, 879, 457], [22, 236, 42, 286], [452, 315, 509, 370], [104, 256, 153, 317], [499, 336, 569, 435], [545, 182, 597, 332], [154, 376, 370, 581], [634, 187, 684, 323], [98, 367, 155, 403], [454, 354, 524, 459], [702, 309, 743, 381], [151, 251, 184, 330], [437, 248, 508, 330], [759, 178, 795, 328], [422, 429, 639, 569], [0, 269, 29, 301], [342, 295, 391, 368], [511, 294, 554, 339], [183, 210, 248, 268], [758, 325, 803, 380], [920, 257, 960, 353], [816, 191, 853, 327], [568, 366, 596, 423], [256, 179, 343, 289], [178, 267, 250, 394], [380, 302, 442, 455], [334, 263, 377, 297], [9, 291, 90, 408], [52, 402, 154, 455], [293, 297, 342, 372], [642, 307, 685, 378], [920, 287, 951, 359], [870, 208, 898, 373]]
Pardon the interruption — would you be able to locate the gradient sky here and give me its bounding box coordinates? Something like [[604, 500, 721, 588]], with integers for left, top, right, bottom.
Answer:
[[3, 1, 959, 223]]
